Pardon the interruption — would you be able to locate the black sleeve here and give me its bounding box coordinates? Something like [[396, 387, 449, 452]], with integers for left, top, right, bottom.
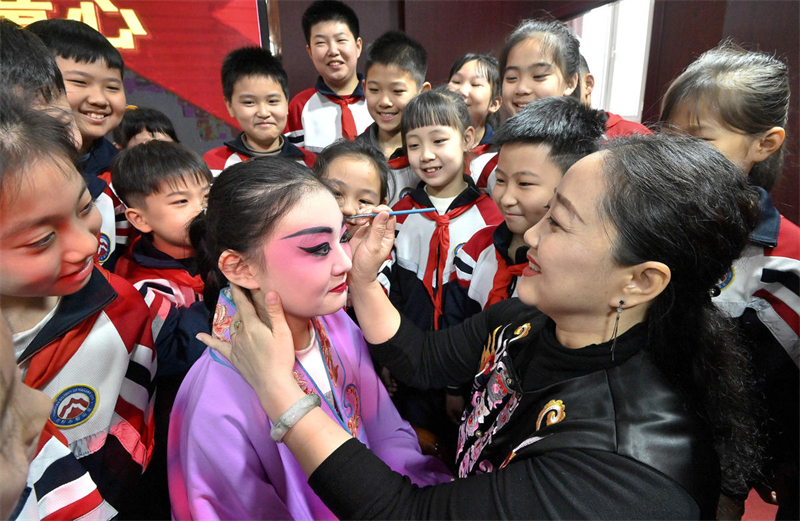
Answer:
[[309, 439, 700, 520], [368, 298, 529, 390]]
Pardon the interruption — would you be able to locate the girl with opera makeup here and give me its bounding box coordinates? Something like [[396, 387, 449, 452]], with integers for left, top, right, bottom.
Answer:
[[167, 157, 451, 521]]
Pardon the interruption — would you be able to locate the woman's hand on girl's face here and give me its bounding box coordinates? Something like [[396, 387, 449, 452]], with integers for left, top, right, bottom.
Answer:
[[196, 284, 299, 418], [348, 205, 396, 286]]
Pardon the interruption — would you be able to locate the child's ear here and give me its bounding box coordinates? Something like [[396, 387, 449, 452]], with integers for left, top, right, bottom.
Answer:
[[306, 44, 313, 59], [420, 82, 432, 94], [218, 250, 260, 290], [225, 98, 235, 118], [488, 96, 502, 114], [563, 73, 579, 97], [463, 125, 476, 150], [355, 37, 363, 57], [125, 208, 153, 234], [612, 261, 671, 309], [750, 126, 785, 164]]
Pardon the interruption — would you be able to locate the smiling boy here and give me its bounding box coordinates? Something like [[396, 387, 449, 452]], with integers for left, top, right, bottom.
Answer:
[[356, 31, 430, 205], [26, 19, 126, 177], [27, 19, 130, 271], [285, 0, 373, 152], [448, 97, 607, 324], [204, 47, 316, 177], [112, 141, 212, 308]]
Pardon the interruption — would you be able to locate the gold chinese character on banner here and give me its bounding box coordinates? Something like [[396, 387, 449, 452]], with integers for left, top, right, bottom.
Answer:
[[65, 0, 146, 49], [0, 0, 54, 25]]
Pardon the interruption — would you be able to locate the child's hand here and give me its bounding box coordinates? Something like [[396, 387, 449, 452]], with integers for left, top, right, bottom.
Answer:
[[348, 205, 396, 286]]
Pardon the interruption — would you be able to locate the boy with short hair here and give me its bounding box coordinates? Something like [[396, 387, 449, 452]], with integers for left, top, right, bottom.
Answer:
[[111, 139, 213, 520], [285, 0, 373, 152], [26, 18, 126, 177], [449, 97, 607, 321], [204, 46, 316, 176], [356, 31, 430, 205], [112, 140, 211, 307], [113, 106, 179, 150], [27, 19, 130, 270]]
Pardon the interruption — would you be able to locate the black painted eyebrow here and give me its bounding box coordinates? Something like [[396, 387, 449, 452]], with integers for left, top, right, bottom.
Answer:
[[281, 226, 333, 239]]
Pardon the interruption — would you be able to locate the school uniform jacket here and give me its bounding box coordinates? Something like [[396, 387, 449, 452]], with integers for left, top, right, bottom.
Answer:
[[469, 112, 652, 193], [114, 235, 210, 379], [202, 133, 317, 177], [115, 235, 204, 309], [168, 309, 452, 521], [379, 176, 503, 330], [356, 123, 418, 206], [285, 75, 373, 152], [604, 111, 652, 138], [446, 222, 529, 325], [713, 187, 799, 487], [79, 138, 127, 271], [17, 266, 157, 511], [11, 420, 116, 521]]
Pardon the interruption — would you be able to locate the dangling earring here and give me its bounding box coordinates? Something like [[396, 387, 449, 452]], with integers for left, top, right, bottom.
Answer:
[[610, 300, 625, 361]]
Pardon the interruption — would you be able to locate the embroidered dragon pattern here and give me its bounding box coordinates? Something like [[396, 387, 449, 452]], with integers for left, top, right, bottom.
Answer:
[[456, 322, 530, 477]]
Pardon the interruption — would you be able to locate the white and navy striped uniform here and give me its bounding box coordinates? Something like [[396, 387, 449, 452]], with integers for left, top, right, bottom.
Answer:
[[379, 177, 503, 330], [202, 133, 316, 178], [285, 75, 373, 152], [114, 234, 210, 379], [447, 222, 529, 325], [16, 267, 157, 511], [11, 421, 116, 521]]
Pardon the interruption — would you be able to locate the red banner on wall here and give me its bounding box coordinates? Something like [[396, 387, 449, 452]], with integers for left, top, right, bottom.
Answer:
[[1, 0, 263, 128]]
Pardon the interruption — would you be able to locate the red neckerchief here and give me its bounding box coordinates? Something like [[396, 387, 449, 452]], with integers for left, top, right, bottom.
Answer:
[[120, 235, 205, 296], [471, 143, 492, 156], [130, 265, 205, 296], [486, 249, 526, 308], [476, 154, 499, 190], [322, 93, 361, 140], [412, 199, 471, 328], [387, 154, 409, 169]]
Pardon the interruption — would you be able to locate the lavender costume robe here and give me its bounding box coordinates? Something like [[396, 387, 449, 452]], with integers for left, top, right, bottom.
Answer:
[[167, 309, 452, 520]]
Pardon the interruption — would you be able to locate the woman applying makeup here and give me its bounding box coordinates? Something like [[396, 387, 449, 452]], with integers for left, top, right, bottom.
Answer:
[[167, 157, 450, 521], [200, 135, 764, 519]]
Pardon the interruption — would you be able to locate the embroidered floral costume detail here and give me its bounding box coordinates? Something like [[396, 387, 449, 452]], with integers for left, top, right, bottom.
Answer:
[[211, 301, 233, 342], [456, 322, 530, 476]]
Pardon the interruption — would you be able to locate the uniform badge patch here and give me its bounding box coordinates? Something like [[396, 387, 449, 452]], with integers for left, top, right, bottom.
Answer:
[[97, 232, 111, 264], [453, 242, 466, 259], [715, 266, 735, 293], [51, 385, 98, 428]]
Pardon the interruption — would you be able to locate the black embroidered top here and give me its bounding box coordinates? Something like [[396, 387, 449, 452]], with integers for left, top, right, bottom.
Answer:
[[308, 298, 720, 519]]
